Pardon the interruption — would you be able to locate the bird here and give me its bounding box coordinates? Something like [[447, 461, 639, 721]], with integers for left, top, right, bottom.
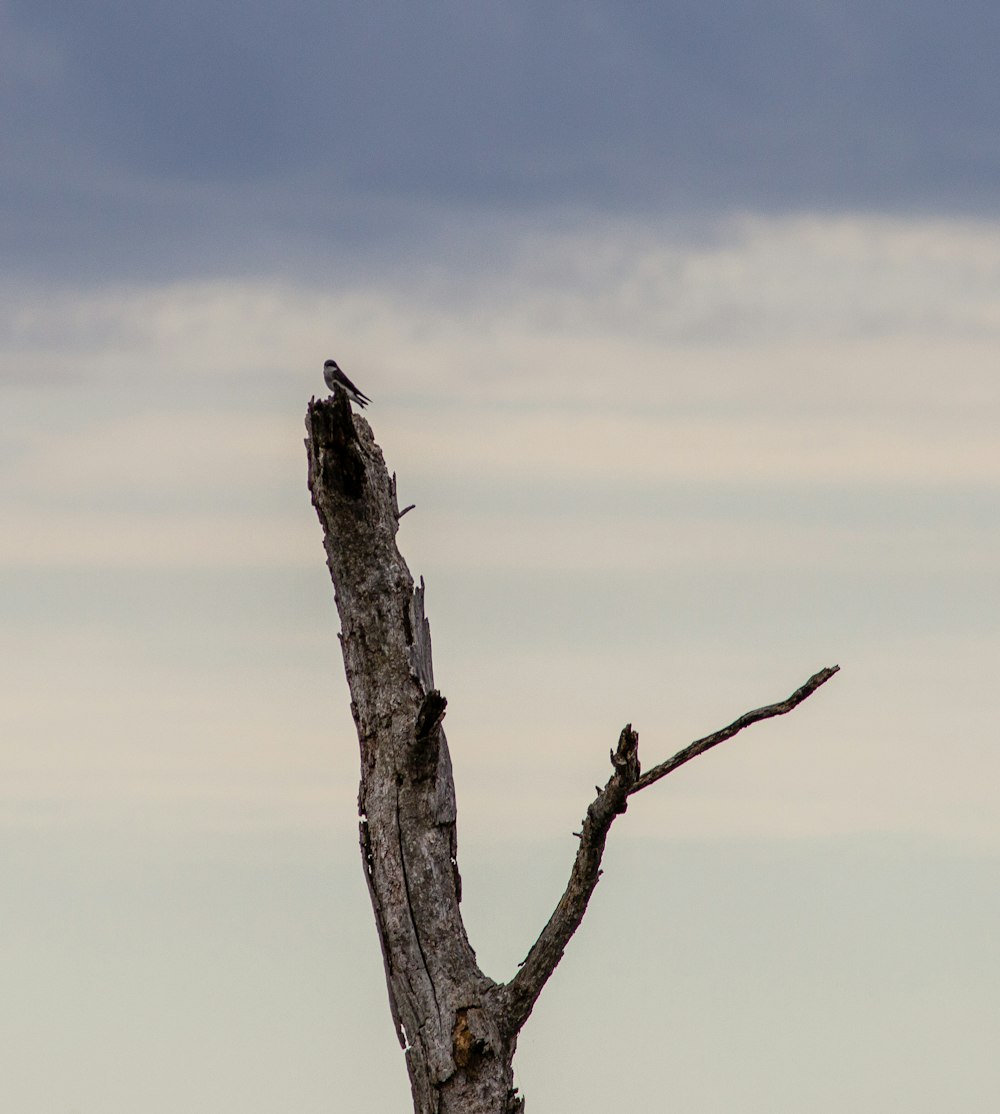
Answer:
[[323, 358, 371, 408]]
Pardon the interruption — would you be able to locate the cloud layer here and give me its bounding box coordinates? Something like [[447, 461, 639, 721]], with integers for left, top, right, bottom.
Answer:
[[6, 1, 1000, 283]]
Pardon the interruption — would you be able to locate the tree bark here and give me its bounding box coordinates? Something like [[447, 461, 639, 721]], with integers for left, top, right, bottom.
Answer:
[[306, 394, 520, 1113], [305, 392, 838, 1112]]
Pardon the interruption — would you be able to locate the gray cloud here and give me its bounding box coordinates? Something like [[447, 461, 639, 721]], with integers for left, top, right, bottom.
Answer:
[[4, 0, 1000, 284]]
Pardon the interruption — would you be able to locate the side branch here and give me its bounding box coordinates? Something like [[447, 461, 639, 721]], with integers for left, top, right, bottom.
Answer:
[[630, 664, 839, 795], [500, 664, 838, 1037], [500, 726, 640, 1035]]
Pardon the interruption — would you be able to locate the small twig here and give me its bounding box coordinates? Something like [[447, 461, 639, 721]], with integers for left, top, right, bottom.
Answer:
[[389, 472, 416, 519], [630, 665, 839, 795]]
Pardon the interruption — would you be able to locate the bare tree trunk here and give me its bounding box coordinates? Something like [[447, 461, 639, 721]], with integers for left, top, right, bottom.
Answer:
[[305, 392, 837, 1112], [306, 394, 520, 1112]]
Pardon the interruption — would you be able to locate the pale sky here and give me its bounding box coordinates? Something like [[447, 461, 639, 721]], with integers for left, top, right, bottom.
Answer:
[[3, 4, 1000, 1111]]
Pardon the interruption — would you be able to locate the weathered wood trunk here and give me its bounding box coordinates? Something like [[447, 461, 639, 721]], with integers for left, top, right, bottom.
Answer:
[[305, 390, 837, 1112], [306, 394, 522, 1113]]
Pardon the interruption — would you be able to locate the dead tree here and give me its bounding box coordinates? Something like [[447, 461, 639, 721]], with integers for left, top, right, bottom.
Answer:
[[305, 392, 838, 1113]]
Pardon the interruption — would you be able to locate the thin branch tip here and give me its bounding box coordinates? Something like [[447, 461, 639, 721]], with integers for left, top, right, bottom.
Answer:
[[630, 663, 840, 795]]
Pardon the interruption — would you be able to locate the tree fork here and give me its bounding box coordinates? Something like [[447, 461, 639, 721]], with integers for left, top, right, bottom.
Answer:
[[305, 392, 838, 1112]]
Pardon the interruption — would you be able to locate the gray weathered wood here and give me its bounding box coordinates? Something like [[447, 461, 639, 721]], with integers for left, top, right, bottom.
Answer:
[[306, 394, 520, 1113], [305, 391, 838, 1111]]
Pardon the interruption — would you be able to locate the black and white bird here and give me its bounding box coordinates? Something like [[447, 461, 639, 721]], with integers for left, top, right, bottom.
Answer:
[[323, 358, 371, 408]]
